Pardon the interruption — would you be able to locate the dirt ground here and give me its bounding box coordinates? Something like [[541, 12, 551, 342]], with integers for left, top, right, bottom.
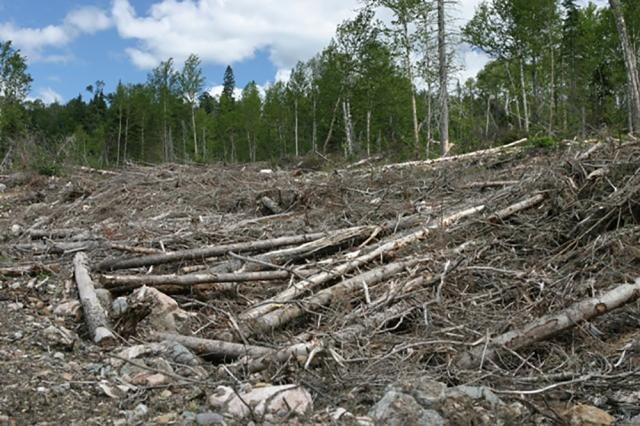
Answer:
[[1, 139, 640, 425]]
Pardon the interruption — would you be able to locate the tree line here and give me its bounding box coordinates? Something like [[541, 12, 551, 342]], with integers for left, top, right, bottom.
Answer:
[[0, 0, 638, 171]]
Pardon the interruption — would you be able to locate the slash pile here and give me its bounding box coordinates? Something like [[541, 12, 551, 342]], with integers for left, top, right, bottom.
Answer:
[[1, 138, 640, 424]]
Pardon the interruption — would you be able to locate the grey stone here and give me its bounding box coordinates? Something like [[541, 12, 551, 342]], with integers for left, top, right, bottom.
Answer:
[[196, 411, 226, 425], [410, 380, 448, 408], [447, 385, 503, 407], [0, 183, 6, 193], [111, 297, 128, 317], [133, 403, 149, 419], [369, 391, 444, 426]]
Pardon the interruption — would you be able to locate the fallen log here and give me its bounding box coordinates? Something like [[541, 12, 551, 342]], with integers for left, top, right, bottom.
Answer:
[[101, 269, 314, 291], [95, 232, 328, 272], [151, 332, 274, 358], [73, 252, 116, 347], [239, 257, 425, 338], [240, 205, 486, 321], [28, 228, 91, 240], [488, 193, 547, 223], [0, 263, 57, 277], [460, 181, 519, 190], [382, 138, 528, 171], [259, 196, 283, 215], [456, 278, 640, 369]]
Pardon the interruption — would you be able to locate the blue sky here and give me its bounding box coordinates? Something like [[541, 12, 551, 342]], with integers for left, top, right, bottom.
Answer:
[[0, 0, 605, 104]]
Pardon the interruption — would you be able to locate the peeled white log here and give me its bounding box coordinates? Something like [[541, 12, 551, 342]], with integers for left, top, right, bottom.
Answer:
[[240, 205, 486, 321], [73, 252, 116, 347], [382, 138, 528, 170], [457, 278, 640, 369]]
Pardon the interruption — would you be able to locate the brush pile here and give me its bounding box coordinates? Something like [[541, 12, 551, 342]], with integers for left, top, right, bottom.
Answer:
[[1, 138, 639, 424]]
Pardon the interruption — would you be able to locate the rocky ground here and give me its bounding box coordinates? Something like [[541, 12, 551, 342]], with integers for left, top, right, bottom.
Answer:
[[1, 138, 640, 425]]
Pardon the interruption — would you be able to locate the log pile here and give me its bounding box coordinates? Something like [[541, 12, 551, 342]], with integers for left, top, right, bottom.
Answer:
[[2, 139, 640, 422]]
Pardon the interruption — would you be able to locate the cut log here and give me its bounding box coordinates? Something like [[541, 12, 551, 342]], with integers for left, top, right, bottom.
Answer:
[[239, 257, 425, 338], [73, 252, 116, 347], [240, 205, 486, 322], [457, 278, 640, 369], [382, 138, 528, 170], [460, 181, 519, 190], [151, 332, 274, 358], [259, 196, 283, 215], [28, 228, 90, 240], [101, 269, 314, 291], [0, 263, 57, 277], [95, 232, 328, 272], [488, 194, 547, 223]]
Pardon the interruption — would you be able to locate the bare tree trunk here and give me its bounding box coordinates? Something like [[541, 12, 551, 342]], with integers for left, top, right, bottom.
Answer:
[[485, 96, 491, 138], [342, 100, 354, 157], [191, 106, 198, 157], [519, 56, 530, 134], [548, 48, 555, 136], [438, 0, 449, 156], [366, 110, 372, 157], [124, 105, 129, 163], [610, 0, 640, 134], [116, 104, 123, 166], [312, 97, 317, 153], [402, 19, 421, 158], [140, 112, 145, 160], [323, 97, 341, 153]]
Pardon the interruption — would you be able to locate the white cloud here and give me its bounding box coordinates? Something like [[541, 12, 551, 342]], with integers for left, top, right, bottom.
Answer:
[[30, 87, 64, 105], [0, 6, 111, 61], [112, 0, 359, 70]]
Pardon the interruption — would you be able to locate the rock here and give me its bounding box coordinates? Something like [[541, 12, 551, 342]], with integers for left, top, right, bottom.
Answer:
[[111, 297, 128, 317], [54, 300, 82, 321], [0, 183, 6, 193], [563, 404, 614, 426], [10, 224, 22, 236], [130, 372, 169, 387], [195, 411, 226, 425], [388, 379, 447, 409], [7, 302, 23, 311], [41, 325, 77, 350], [153, 413, 178, 424], [209, 384, 313, 421], [369, 390, 444, 426], [126, 286, 192, 333], [133, 403, 149, 420], [447, 385, 503, 407]]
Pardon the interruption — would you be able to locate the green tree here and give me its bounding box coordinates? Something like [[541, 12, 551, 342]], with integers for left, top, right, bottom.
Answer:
[[179, 54, 205, 157]]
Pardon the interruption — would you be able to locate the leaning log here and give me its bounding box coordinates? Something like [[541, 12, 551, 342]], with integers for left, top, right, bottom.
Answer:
[[95, 232, 328, 272], [101, 269, 314, 291], [73, 252, 116, 347], [382, 138, 528, 170], [457, 278, 640, 369], [488, 193, 547, 223], [240, 205, 486, 321], [238, 257, 424, 338]]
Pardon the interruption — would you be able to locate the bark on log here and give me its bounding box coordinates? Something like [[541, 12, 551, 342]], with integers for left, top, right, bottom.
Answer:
[[240, 205, 485, 322], [95, 232, 328, 272], [259, 196, 283, 215], [73, 252, 116, 347], [239, 257, 424, 337], [151, 332, 274, 358], [382, 138, 528, 170], [461, 181, 519, 190], [101, 269, 314, 291], [0, 263, 57, 277], [29, 228, 89, 240], [457, 278, 640, 369], [488, 194, 547, 223]]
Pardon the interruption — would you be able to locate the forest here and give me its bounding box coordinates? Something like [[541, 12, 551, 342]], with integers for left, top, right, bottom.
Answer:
[[0, 0, 638, 171]]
